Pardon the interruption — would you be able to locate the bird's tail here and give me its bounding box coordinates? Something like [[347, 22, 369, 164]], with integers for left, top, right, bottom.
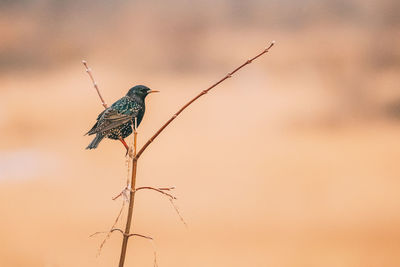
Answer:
[[86, 134, 105, 150]]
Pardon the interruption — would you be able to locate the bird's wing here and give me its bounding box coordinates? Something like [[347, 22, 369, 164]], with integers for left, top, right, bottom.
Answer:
[[94, 97, 142, 133], [85, 109, 105, 135], [85, 109, 111, 135], [96, 109, 107, 120], [94, 109, 133, 133]]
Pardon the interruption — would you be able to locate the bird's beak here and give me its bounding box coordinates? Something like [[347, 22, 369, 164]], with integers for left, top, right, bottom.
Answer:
[[148, 90, 160, 94]]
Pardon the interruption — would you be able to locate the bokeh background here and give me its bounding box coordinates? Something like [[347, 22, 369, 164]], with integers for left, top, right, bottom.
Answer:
[[1, 0, 400, 266]]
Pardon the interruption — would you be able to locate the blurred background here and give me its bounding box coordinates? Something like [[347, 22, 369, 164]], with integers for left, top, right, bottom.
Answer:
[[1, 0, 400, 266]]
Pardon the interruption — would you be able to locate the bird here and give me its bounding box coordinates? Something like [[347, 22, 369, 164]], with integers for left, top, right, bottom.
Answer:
[[86, 85, 159, 151]]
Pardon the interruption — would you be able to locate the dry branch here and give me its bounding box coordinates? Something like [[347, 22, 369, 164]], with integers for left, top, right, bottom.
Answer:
[[134, 186, 186, 226], [119, 42, 274, 266], [82, 60, 108, 109], [84, 41, 275, 267], [134, 186, 177, 200], [89, 201, 126, 256], [134, 41, 275, 160]]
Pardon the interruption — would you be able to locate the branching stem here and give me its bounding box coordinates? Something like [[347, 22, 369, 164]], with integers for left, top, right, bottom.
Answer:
[[134, 41, 275, 160], [84, 41, 275, 267], [119, 42, 274, 266]]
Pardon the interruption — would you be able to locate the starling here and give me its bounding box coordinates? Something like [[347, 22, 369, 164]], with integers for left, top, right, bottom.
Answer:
[[86, 85, 159, 150]]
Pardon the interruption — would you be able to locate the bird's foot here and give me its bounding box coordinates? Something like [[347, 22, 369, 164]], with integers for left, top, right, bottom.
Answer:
[[119, 138, 133, 157]]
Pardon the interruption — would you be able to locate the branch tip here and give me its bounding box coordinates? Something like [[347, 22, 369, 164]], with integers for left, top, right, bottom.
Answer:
[[128, 233, 154, 240], [93, 43, 275, 266], [134, 186, 177, 199], [263, 42, 274, 53], [134, 43, 275, 159]]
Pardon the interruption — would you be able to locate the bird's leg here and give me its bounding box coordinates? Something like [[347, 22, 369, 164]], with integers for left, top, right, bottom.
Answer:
[[119, 138, 130, 155]]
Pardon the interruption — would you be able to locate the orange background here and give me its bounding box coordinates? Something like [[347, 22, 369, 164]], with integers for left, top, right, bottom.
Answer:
[[1, 1, 400, 266]]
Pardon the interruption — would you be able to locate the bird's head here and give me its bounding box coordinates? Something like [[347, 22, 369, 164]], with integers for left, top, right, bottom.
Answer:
[[126, 85, 159, 99]]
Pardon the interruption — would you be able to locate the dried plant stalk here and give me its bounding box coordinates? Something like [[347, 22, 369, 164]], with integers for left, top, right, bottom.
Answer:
[[118, 41, 275, 266], [83, 41, 275, 267], [82, 60, 108, 109], [135, 41, 275, 159]]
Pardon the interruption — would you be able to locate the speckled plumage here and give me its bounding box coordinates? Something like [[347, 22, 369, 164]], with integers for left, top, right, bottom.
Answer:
[[86, 85, 154, 150]]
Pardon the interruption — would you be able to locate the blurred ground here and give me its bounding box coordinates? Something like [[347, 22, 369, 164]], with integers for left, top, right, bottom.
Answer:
[[1, 0, 400, 266]]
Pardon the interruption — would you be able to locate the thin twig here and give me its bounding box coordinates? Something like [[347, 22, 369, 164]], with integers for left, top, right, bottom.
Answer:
[[90, 231, 109, 237], [82, 60, 108, 109], [134, 186, 177, 200], [112, 190, 124, 201], [119, 42, 275, 266], [112, 186, 131, 201], [91, 228, 158, 266], [111, 229, 153, 239], [128, 233, 153, 239], [134, 186, 186, 226], [82, 60, 129, 150], [128, 234, 158, 267], [117, 231, 158, 267], [111, 228, 124, 235], [90, 201, 126, 256], [150, 239, 158, 267], [84, 43, 275, 267], [134, 41, 275, 160], [126, 233, 159, 267], [168, 198, 187, 227]]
